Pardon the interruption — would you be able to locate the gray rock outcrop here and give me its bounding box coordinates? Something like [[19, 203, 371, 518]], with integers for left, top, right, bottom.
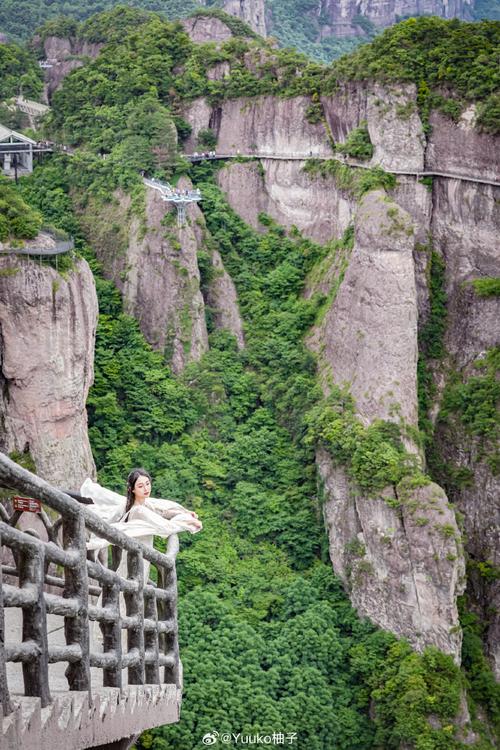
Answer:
[[0, 255, 97, 486], [205, 247, 245, 349], [78, 185, 208, 374], [307, 190, 466, 660], [430, 177, 500, 677], [223, 0, 267, 36], [41, 35, 103, 102], [182, 15, 235, 44], [79, 181, 244, 372], [217, 159, 354, 244], [269, 0, 473, 39]]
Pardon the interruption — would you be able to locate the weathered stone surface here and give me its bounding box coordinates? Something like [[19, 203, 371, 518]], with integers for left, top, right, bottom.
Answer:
[[426, 108, 500, 182], [223, 0, 267, 36], [319, 452, 465, 658], [217, 158, 354, 243], [0, 256, 97, 486], [79, 185, 208, 374], [307, 190, 418, 426], [322, 82, 426, 172], [430, 177, 500, 676], [307, 190, 466, 660], [182, 15, 234, 44], [79, 181, 245, 371], [41, 36, 103, 102], [184, 96, 332, 157], [206, 247, 245, 349], [207, 61, 231, 81], [185, 84, 426, 171], [277, 0, 472, 38]]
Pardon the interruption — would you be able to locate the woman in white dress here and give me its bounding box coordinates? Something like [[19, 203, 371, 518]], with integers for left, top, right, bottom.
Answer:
[[82, 468, 202, 653]]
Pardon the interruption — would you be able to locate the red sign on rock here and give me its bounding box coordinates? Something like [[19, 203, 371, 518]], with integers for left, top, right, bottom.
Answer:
[[13, 496, 41, 513]]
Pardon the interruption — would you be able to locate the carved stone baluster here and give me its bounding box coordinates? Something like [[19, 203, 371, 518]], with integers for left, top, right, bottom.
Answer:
[[144, 582, 160, 685], [18, 542, 51, 705], [63, 513, 90, 692], [0, 539, 13, 715], [125, 550, 144, 685], [100, 574, 122, 689], [158, 561, 180, 688]]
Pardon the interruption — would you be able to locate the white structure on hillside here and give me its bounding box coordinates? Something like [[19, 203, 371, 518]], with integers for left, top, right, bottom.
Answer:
[[0, 125, 36, 175]]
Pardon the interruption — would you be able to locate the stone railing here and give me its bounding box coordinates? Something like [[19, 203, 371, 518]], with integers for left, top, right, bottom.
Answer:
[[0, 453, 182, 749]]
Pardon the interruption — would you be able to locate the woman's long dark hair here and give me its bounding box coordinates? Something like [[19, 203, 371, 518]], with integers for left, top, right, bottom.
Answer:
[[124, 468, 152, 518]]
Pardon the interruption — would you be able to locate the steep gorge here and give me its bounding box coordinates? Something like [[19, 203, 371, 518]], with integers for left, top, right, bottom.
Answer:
[[1, 11, 498, 745], [181, 81, 499, 673]]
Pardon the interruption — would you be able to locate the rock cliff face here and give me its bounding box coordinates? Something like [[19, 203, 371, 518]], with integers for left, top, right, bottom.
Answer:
[[308, 191, 466, 659], [223, 0, 267, 36], [79, 182, 244, 372], [183, 82, 499, 671], [430, 177, 500, 677], [41, 35, 103, 102], [315, 0, 473, 37], [217, 158, 354, 243], [216, 0, 473, 39], [182, 15, 235, 44], [186, 95, 331, 157], [0, 255, 97, 486]]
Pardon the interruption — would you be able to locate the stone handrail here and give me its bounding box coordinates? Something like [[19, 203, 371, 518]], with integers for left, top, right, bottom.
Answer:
[[0, 452, 181, 717]]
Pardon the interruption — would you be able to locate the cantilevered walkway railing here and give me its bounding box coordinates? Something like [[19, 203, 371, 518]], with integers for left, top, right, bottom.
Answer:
[[0, 452, 182, 750]]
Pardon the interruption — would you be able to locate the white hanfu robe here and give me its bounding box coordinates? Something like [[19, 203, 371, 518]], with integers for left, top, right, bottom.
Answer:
[[80, 478, 202, 654]]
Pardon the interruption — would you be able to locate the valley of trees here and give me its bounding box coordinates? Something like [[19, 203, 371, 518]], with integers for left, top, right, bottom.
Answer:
[[1, 0, 499, 61], [0, 6, 499, 748]]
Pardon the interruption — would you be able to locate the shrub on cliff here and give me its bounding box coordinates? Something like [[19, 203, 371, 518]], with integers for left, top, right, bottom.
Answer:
[[332, 17, 500, 133], [0, 179, 42, 241], [0, 41, 42, 100]]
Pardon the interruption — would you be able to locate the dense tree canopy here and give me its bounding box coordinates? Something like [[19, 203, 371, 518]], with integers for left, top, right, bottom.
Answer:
[[2, 5, 498, 746]]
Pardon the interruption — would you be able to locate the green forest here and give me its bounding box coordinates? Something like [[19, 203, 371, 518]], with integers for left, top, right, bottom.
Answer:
[[0, 5, 499, 749], [1, 0, 500, 61]]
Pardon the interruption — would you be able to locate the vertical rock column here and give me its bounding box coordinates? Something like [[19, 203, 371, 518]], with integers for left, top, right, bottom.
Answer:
[[307, 190, 466, 660], [0, 256, 97, 487]]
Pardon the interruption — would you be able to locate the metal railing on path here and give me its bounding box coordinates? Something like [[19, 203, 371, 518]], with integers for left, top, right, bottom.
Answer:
[[184, 152, 500, 188]]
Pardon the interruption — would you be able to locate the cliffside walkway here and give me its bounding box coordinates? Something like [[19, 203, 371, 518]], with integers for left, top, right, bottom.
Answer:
[[0, 235, 74, 256], [185, 153, 500, 188], [0, 454, 182, 750]]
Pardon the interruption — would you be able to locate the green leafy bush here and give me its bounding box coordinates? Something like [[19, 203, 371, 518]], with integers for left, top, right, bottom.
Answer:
[[197, 128, 217, 150], [0, 179, 43, 240], [0, 41, 43, 100], [336, 121, 374, 160], [333, 17, 500, 133], [303, 159, 396, 198], [304, 386, 425, 496], [471, 277, 500, 297], [438, 348, 500, 444]]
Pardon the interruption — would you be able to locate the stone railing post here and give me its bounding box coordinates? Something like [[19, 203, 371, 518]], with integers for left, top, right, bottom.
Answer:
[[62, 513, 90, 693], [125, 549, 145, 685], [0, 541, 12, 715], [18, 541, 51, 705]]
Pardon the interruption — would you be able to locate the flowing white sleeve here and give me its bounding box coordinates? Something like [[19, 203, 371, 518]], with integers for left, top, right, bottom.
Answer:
[[146, 496, 192, 519], [80, 477, 126, 524], [86, 502, 202, 552]]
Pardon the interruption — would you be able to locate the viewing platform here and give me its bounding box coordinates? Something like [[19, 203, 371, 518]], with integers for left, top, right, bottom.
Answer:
[[0, 230, 74, 257], [143, 177, 202, 227], [0, 454, 183, 750]]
